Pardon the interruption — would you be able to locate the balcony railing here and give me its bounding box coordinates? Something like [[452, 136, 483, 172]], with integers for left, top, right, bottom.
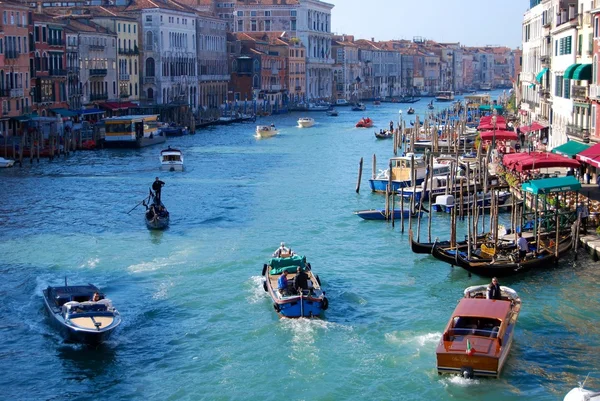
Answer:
[[567, 124, 591, 142], [89, 44, 105, 51], [2, 109, 8, 115], [10, 88, 24, 97], [119, 74, 130, 81], [5, 49, 18, 59], [90, 93, 109, 101], [48, 39, 64, 46], [89, 68, 107, 77], [118, 47, 139, 55], [144, 76, 155, 84], [49, 69, 67, 76], [572, 85, 589, 101], [68, 67, 80, 74], [144, 44, 153, 51]]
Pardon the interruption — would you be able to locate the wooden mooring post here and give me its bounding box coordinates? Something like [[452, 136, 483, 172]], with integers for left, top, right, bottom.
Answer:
[[356, 157, 363, 194]]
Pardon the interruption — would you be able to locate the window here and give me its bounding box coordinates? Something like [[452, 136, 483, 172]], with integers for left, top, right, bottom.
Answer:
[[596, 17, 599, 38], [134, 24, 136, 33], [237, 20, 243, 31], [291, 10, 297, 16], [265, 11, 271, 16], [593, 105, 597, 130], [146, 15, 152, 22], [265, 20, 271, 31], [237, 11, 243, 16], [578, 34, 582, 55], [291, 19, 296, 30], [118, 23, 121, 32], [250, 11, 257, 16], [251, 20, 256, 31]]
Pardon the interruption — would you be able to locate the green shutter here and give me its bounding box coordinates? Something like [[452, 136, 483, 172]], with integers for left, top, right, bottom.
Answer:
[[564, 79, 570, 99], [578, 34, 583, 55], [566, 36, 572, 54]]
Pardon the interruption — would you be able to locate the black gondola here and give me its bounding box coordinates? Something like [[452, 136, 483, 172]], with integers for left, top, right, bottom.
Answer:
[[145, 196, 170, 230]]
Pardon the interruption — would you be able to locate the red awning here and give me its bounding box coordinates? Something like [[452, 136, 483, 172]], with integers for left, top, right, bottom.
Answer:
[[480, 130, 518, 141], [575, 143, 600, 168], [518, 121, 547, 134], [503, 151, 580, 172], [478, 123, 507, 130], [100, 101, 139, 111]]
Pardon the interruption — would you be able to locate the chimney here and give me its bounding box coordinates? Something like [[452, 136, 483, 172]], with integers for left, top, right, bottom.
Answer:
[[371, 37, 374, 42]]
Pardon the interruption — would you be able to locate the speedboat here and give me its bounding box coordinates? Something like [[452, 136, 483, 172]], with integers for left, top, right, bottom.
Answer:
[[160, 146, 184, 171], [352, 103, 366, 111], [0, 157, 15, 168], [261, 245, 328, 318], [356, 117, 373, 128], [564, 375, 600, 401], [145, 196, 169, 229], [436, 284, 521, 378], [255, 125, 279, 138], [326, 109, 339, 116], [43, 281, 121, 344], [297, 117, 315, 128]]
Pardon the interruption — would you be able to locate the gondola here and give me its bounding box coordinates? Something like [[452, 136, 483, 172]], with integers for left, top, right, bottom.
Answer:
[[407, 107, 415, 115], [374, 130, 393, 139], [409, 230, 485, 254], [145, 197, 170, 230]]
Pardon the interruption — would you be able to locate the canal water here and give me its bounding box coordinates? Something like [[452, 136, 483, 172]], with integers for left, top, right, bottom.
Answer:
[[1, 92, 599, 400]]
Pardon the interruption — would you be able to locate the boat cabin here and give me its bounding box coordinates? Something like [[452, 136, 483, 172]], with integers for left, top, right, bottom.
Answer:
[[103, 115, 161, 143], [46, 285, 101, 308]]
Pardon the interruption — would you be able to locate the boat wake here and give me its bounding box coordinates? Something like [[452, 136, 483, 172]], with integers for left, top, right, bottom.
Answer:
[[439, 374, 481, 387], [79, 257, 100, 269], [385, 331, 441, 348], [127, 255, 186, 273], [247, 275, 270, 304]]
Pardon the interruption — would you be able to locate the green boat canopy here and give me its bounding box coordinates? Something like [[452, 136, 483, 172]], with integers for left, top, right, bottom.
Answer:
[[573, 64, 592, 81], [551, 141, 590, 157], [564, 64, 580, 80], [268, 254, 307, 275], [522, 176, 582, 195], [536, 68, 548, 83]]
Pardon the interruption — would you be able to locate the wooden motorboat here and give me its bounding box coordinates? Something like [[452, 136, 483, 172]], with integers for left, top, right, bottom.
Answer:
[[351, 103, 366, 111], [297, 117, 315, 128], [374, 130, 393, 139], [261, 246, 328, 318], [356, 117, 373, 128], [145, 197, 170, 230], [354, 209, 421, 220], [436, 284, 521, 378], [43, 281, 121, 344], [255, 125, 279, 138], [160, 146, 184, 171]]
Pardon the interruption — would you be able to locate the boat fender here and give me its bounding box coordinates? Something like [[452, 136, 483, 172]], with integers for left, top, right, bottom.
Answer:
[[322, 297, 329, 311], [262, 280, 268, 292], [273, 303, 281, 312], [315, 275, 321, 286], [461, 366, 474, 379], [261, 264, 267, 276]]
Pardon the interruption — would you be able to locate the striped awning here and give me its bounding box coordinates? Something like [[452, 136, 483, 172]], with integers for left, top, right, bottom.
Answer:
[[564, 64, 580, 80], [573, 64, 592, 81], [536, 68, 548, 83]]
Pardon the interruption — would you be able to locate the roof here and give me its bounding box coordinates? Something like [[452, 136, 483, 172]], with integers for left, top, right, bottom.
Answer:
[[121, 0, 198, 13], [453, 298, 511, 320], [522, 176, 581, 194], [503, 151, 581, 172], [551, 141, 590, 158]]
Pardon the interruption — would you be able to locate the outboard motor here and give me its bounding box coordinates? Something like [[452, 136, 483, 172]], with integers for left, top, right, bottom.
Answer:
[[461, 367, 474, 379]]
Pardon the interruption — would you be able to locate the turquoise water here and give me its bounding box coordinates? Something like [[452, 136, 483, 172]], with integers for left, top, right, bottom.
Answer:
[[1, 92, 599, 400]]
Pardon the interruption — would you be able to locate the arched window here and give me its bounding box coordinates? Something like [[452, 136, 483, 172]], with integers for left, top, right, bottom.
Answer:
[[253, 74, 259, 88], [145, 57, 155, 77], [147, 87, 154, 100], [253, 59, 260, 72]]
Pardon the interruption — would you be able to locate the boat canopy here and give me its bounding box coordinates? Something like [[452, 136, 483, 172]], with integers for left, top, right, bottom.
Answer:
[[268, 254, 307, 274], [550, 141, 590, 158], [453, 298, 511, 320], [521, 176, 581, 195], [479, 130, 518, 141]]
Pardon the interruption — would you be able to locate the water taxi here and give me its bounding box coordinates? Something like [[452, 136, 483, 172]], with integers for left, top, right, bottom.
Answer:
[[435, 91, 455, 102], [436, 285, 521, 379], [255, 125, 279, 138], [369, 155, 452, 192], [102, 114, 166, 148], [297, 117, 315, 128], [160, 146, 184, 171]]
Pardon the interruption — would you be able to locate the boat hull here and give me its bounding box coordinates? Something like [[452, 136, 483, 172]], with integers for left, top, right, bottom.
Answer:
[[298, 120, 315, 128], [146, 215, 170, 229], [103, 134, 166, 148], [369, 177, 425, 192], [160, 162, 184, 172], [355, 209, 420, 220]]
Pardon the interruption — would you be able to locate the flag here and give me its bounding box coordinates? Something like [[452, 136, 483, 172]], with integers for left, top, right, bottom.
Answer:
[[466, 339, 475, 356]]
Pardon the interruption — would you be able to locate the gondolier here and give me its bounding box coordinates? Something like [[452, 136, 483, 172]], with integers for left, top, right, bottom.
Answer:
[[152, 177, 165, 201]]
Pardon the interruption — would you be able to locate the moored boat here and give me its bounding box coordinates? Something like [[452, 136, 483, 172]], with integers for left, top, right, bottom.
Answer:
[[261, 245, 328, 318], [407, 107, 415, 115], [436, 91, 455, 102], [102, 114, 166, 148], [369, 154, 452, 192], [0, 156, 15, 167], [255, 125, 279, 138], [43, 281, 121, 344], [297, 117, 315, 128], [374, 130, 393, 139], [335, 99, 350, 107], [356, 117, 373, 128], [160, 123, 190, 136], [354, 209, 421, 220], [159, 146, 184, 171], [326, 109, 339, 116], [564, 375, 600, 401], [436, 284, 521, 378]]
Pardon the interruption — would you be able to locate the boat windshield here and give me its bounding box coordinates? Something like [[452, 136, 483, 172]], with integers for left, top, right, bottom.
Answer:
[[449, 317, 502, 338]]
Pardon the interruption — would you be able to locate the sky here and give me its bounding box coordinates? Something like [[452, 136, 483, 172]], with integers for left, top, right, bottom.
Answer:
[[327, 0, 526, 49]]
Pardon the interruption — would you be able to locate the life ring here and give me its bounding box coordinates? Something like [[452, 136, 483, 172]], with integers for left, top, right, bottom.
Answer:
[[321, 297, 329, 311], [315, 275, 321, 286], [262, 280, 268, 292], [261, 264, 267, 276], [273, 303, 281, 312]]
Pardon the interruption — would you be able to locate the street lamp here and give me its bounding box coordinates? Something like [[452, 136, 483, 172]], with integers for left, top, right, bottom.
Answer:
[[491, 113, 497, 150]]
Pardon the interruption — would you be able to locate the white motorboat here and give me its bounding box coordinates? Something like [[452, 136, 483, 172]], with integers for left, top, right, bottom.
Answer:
[[0, 157, 15, 168], [565, 375, 600, 401], [160, 146, 184, 171], [256, 125, 279, 138], [335, 99, 350, 107], [297, 117, 315, 128]]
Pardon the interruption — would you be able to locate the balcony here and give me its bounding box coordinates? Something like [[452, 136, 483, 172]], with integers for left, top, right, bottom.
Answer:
[[572, 85, 589, 101], [89, 69, 107, 77], [295, 86, 302, 90], [538, 88, 551, 99], [49, 69, 67, 77], [10, 88, 24, 97], [68, 67, 80, 74], [90, 93, 109, 101], [567, 124, 591, 142], [144, 44, 154, 51], [118, 47, 139, 55], [48, 39, 64, 46], [2, 108, 8, 115], [144, 76, 155, 84], [89, 44, 105, 51], [119, 74, 130, 81]]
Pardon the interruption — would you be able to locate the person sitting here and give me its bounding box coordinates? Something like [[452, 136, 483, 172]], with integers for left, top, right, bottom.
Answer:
[[517, 232, 529, 261], [487, 278, 502, 300], [294, 266, 309, 293], [277, 271, 289, 296], [92, 292, 101, 302]]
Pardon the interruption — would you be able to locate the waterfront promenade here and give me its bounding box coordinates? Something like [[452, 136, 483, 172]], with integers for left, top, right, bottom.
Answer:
[[0, 96, 598, 400]]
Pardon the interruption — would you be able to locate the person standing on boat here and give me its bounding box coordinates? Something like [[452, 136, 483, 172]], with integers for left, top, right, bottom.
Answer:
[[278, 271, 289, 295], [517, 232, 529, 261], [152, 177, 165, 202], [273, 242, 290, 257], [389, 120, 394, 132], [487, 278, 502, 300], [294, 266, 309, 293]]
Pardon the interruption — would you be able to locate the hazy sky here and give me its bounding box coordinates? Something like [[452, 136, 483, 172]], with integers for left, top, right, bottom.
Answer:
[[327, 0, 526, 48]]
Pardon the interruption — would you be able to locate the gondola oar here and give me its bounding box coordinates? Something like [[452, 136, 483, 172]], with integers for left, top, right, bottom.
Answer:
[[127, 192, 151, 215]]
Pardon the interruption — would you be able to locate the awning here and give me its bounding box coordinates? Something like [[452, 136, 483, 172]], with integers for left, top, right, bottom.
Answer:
[[100, 102, 139, 111], [478, 122, 507, 130], [522, 176, 582, 194], [575, 143, 600, 167], [10, 115, 31, 122], [480, 130, 518, 141], [573, 64, 592, 81], [503, 151, 581, 172], [551, 141, 590, 157], [79, 108, 105, 115], [536, 68, 548, 83], [49, 108, 79, 117], [564, 64, 580, 80], [518, 121, 547, 133]]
